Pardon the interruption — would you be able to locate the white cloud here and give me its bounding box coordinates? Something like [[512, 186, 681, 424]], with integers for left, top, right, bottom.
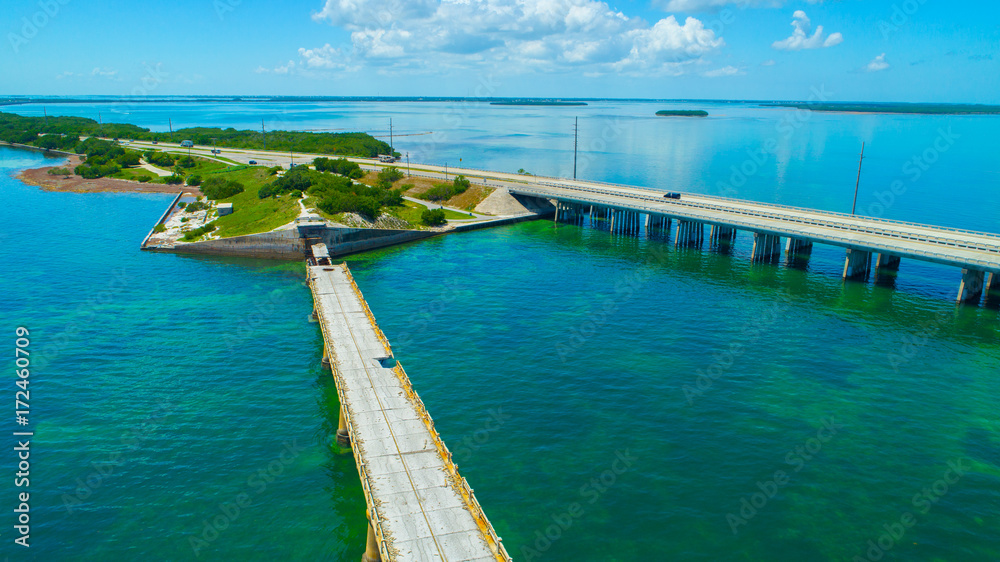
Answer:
[[308, 0, 724, 75], [865, 53, 889, 72], [91, 67, 118, 78], [760, 59, 776, 66], [297, 44, 347, 69], [772, 11, 842, 51], [256, 60, 297, 74], [703, 65, 744, 77]]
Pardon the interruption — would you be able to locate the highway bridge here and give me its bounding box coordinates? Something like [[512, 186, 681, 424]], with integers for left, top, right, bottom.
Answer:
[[128, 139, 1000, 304]]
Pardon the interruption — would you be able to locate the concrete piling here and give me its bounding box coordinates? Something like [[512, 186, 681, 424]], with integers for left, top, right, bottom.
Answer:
[[842, 248, 872, 281], [362, 519, 381, 562], [710, 225, 737, 246], [985, 272, 1000, 306], [337, 406, 351, 447], [751, 233, 781, 263], [874, 253, 902, 285], [957, 268, 985, 305]]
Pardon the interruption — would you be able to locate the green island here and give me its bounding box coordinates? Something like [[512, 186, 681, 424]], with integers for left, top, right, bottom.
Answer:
[[490, 100, 588, 106], [2, 111, 491, 242], [0, 111, 396, 156], [655, 110, 709, 117], [762, 102, 1000, 115]]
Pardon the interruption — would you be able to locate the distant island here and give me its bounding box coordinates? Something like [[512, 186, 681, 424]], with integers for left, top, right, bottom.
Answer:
[[491, 101, 588, 106], [763, 102, 1000, 115], [656, 110, 708, 117]]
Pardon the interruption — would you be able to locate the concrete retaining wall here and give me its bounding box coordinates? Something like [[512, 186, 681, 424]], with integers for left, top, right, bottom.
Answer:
[[147, 205, 549, 261], [156, 229, 306, 260]]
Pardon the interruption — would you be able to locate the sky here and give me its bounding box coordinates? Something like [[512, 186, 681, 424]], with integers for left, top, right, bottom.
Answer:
[[1, 0, 997, 102]]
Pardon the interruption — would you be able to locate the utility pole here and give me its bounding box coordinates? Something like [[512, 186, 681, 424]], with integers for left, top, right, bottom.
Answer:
[[445, 162, 448, 182], [261, 119, 266, 151], [851, 142, 865, 216], [389, 118, 393, 156], [169, 118, 173, 141], [406, 152, 410, 177], [43, 107, 48, 128], [98, 112, 103, 137], [573, 116, 579, 179]]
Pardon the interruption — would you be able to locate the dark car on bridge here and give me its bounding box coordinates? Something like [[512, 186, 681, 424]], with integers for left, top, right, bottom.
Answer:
[[664, 192, 681, 199]]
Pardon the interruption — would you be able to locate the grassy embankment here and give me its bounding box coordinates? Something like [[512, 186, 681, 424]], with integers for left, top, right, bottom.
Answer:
[[208, 167, 299, 238]]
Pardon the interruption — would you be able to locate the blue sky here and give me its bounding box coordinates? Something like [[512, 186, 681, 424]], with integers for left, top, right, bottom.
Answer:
[[2, 0, 997, 102]]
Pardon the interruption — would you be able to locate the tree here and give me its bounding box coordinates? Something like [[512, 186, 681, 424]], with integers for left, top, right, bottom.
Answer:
[[421, 208, 446, 226]]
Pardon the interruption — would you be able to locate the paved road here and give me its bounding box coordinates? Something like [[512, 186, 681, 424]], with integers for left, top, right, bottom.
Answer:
[[121, 139, 1000, 272]]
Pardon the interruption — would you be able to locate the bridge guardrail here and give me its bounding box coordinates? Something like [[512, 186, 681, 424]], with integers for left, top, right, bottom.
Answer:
[[511, 185, 1000, 271], [527, 180, 1000, 252]]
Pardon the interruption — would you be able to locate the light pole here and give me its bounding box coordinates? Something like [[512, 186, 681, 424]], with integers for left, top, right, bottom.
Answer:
[[851, 142, 865, 215], [445, 163, 448, 182], [406, 152, 410, 177]]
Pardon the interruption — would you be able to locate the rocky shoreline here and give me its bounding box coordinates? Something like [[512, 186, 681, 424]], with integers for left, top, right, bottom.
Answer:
[[15, 154, 202, 196]]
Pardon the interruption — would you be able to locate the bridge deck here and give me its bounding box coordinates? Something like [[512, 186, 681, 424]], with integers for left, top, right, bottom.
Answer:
[[508, 182, 1000, 273], [309, 264, 506, 562]]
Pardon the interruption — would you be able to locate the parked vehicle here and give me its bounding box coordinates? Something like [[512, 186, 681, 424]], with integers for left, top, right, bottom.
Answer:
[[180, 140, 194, 148], [248, 160, 257, 165], [664, 192, 681, 199]]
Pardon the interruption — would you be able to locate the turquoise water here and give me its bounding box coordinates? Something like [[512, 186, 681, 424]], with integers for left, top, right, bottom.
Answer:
[[2, 101, 1000, 561]]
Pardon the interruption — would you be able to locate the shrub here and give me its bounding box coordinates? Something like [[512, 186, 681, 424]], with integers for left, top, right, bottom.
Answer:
[[47, 167, 71, 176], [186, 201, 209, 212], [177, 155, 196, 168], [178, 202, 187, 209], [419, 175, 471, 202], [164, 174, 184, 185], [186, 174, 202, 186], [200, 177, 243, 200], [180, 222, 216, 242], [421, 208, 446, 226], [289, 190, 302, 198], [146, 151, 175, 167], [267, 165, 282, 176], [136, 175, 152, 183], [315, 157, 363, 178], [153, 224, 166, 233]]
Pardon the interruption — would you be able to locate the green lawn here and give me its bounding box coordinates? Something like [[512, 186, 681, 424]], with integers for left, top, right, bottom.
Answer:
[[390, 200, 475, 224], [208, 167, 300, 238]]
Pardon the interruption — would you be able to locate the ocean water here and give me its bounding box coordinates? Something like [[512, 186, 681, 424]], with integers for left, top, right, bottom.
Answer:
[[1, 101, 999, 561]]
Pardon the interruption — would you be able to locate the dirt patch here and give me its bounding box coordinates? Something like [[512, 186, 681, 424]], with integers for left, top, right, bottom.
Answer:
[[16, 156, 202, 196]]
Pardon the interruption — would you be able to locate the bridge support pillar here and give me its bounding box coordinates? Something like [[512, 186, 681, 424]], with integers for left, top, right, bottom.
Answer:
[[710, 225, 736, 246], [675, 220, 703, 248], [842, 249, 872, 281], [985, 272, 1000, 306], [362, 519, 381, 562], [874, 253, 902, 284], [336, 406, 351, 448], [321, 353, 331, 368], [784, 237, 812, 256], [957, 268, 985, 305], [751, 233, 781, 263]]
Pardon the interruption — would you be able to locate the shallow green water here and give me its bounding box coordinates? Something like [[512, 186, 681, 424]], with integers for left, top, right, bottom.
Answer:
[[2, 97, 999, 562]]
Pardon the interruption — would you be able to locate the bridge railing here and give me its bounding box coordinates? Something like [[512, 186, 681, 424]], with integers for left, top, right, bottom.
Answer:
[[308, 272, 393, 562], [340, 264, 393, 357], [392, 362, 512, 562], [527, 177, 1000, 240], [512, 185, 1000, 271]]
